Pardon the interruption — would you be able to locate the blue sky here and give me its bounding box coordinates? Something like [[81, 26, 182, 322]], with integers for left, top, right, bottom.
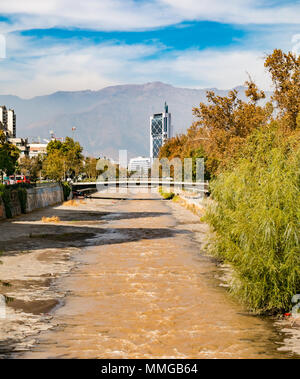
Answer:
[[0, 0, 299, 97]]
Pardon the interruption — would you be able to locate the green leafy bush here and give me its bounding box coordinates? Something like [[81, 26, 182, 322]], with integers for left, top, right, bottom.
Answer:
[[62, 182, 71, 201], [158, 186, 175, 200], [0, 185, 12, 218], [205, 126, 300, 314], [17, 188, 27, 213], [0, 183, 30, 217]]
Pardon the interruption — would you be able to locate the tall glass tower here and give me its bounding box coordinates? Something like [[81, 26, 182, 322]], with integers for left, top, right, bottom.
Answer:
[[150, 102, 172, 159]]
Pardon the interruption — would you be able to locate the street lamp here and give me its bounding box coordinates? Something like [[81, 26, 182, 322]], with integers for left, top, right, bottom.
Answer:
[[72, 126, 76, 140]]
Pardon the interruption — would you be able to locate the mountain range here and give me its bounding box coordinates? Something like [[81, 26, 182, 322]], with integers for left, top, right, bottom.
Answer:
[[0, 82, 271, 159]]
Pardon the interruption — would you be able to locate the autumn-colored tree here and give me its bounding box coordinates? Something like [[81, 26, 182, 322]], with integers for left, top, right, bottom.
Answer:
[[159, 134, 188, 160], [191, 82, 272, 176], [160, 80, 271, 178], [265, 49, 300, 130]]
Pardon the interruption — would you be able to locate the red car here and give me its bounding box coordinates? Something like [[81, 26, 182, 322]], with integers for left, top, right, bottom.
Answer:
[[15, 175, 31, 184], [23, 176, 31, 184]]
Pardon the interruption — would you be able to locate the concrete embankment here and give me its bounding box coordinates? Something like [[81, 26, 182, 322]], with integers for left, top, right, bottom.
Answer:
[[26, 184, 64, 213], [0, 184, 64, 219], [173, 189, 207, 217]]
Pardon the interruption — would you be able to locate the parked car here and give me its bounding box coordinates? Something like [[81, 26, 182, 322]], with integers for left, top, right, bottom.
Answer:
[[23, 176, 31, 184], [9, 175, 31, 185], [9, 175, 16, 184], [3, 176, 10, 185]]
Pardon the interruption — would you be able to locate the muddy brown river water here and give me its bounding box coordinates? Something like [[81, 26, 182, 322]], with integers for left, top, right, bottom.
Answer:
[[1, 190, 299, 358]]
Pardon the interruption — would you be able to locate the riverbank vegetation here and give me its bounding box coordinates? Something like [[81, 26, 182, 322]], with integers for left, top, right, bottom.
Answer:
[[0, 131, 20, 182], [0, 183, 31, 218], [158, 186, 175, 200], [160, 49, 300, 314]]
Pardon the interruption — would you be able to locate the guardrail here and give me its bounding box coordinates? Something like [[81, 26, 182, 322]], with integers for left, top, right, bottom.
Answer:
[[72, 180, 209, 195]]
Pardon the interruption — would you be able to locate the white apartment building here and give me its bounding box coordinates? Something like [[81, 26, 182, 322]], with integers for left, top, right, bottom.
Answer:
[[28, 143, 48, 158], [0, 105, 16, 138], [128, 156, 151, 174], [0, 105, 8, 135], [7, 109, 16, 138], [8, 137, 30, 157]]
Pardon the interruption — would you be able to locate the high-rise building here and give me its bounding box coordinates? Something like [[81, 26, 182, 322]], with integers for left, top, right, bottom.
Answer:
[[0, 106, 16, 138], [7, 109, 16, 138], [0, 105, 28, 156], [150, 102, 172, 159], [0, 105, 8, 135]]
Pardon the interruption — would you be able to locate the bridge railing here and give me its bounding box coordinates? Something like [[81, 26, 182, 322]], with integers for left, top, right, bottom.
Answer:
[[72, 180, 209, 195]]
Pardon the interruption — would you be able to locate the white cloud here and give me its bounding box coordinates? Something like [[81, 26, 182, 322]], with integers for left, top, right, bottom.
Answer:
[[162, 0, 300, 25], [0, 0, 178, 33], [0, 34, 273, 98], [130, 48, 273, 90], [0, 1, 296, 97], [0, 34, 165, 97], [292, 34, 300, 55], [0, 0, 299, 33]]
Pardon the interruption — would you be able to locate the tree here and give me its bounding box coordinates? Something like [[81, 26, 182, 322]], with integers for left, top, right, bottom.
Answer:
[[61, 137, 83, 178], [46, 139, 63, 154], [18, 155, 43, 182], [159, 80, 271, 178], [190, 83, 272, 176], [205, 123, 300, 313], [265, 49, 300, 130], [0, 131, 20, 180], [84, 157, 98, 180], [42, 137, 83, 181], [42, 149, 65, 181]]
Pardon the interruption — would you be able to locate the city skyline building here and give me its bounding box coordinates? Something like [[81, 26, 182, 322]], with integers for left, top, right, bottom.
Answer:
[[128, 156, 151, 175], [7, 109, 16, 138], [0, 105, 16, 138], [0, 106, 8, 136], [150, 102, 172, 160]]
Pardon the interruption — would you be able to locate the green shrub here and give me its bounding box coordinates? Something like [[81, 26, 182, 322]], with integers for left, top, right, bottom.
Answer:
[[62, 182, 71, 201], [158, 186, 175, 200], [0, 183, 30, 217], [17, 188, 27, 213], [0, 185, 12, 218], [8, 182, 33, 190], [205, 126, 300, 314]]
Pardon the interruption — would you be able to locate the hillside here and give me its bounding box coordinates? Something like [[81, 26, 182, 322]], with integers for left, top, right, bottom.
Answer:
[[0, 82, 270, 158]]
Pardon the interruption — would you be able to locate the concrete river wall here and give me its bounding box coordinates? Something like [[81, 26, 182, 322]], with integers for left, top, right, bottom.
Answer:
[[0, 184, 63, 219], [26, 184, 64, 213]]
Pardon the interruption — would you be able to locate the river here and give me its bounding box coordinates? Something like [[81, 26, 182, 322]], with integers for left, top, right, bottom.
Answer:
[[14, 189, 297, 359]]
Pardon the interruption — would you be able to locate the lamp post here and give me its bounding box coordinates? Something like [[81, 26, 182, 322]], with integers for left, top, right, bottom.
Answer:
[[72, 126, 76, 140]]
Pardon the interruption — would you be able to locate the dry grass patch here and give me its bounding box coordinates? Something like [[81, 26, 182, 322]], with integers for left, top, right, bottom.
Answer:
[[64, 200, 79, 207], [41, 216, 61, 223], [173, 196, 205, 217]]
